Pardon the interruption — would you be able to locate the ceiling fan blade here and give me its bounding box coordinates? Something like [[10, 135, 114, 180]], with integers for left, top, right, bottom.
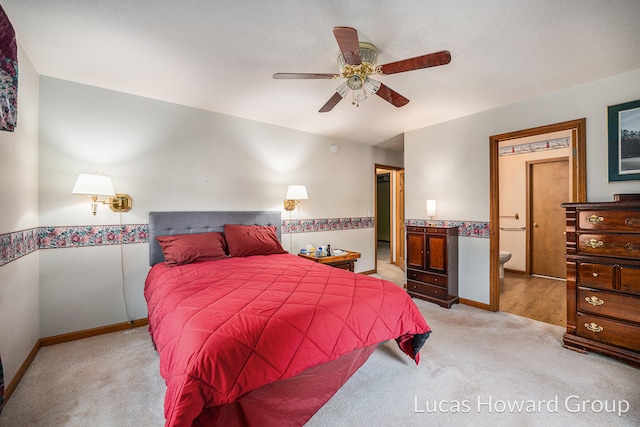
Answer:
[[374, 82, 409, 108], [273, 73, 339, 79], [333, 26, 362, 65], [319, 91, 344, 113], [378, 50, 451, 75]]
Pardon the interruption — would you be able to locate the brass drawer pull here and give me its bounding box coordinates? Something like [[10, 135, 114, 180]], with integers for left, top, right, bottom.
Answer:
[[625, 217, 640, 228], [584, 239, 604, 249], [584, 322, 603, 333], [586, 215, 604, 224], [592, 272, 599, 277], [585, 296, 604, 306], [625, 242, 640, 254]]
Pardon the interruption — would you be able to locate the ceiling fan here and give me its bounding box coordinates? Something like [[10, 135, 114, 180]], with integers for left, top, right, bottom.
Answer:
[[273, 26, 451, 112]]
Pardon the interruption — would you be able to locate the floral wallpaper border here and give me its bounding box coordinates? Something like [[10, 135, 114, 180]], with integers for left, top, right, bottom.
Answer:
[[38, 224, 149, 249], [0, 219, 371, 267], [282, 217, 373, 233], [0, 225, 150, 267], [0, 217, 489, 267], [406, 219, 490, 238], [0, 228, 39, 266]]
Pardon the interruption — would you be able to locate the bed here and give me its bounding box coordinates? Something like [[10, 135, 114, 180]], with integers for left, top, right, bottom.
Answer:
[[144, 211, 431, 426]]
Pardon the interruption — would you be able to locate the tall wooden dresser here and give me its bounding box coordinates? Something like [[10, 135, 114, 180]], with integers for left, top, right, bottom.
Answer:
[[406, 226, 459, 308], [562, 198, 640, 365]]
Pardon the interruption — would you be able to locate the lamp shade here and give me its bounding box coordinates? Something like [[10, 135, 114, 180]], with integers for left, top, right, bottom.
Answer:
[[72, 173, 115, 196], [285, 185, 308, 200], [426, 199, 437, 217]]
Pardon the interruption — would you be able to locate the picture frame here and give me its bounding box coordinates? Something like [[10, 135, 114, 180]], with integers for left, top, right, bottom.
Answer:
[[608, 99, 640, 182]]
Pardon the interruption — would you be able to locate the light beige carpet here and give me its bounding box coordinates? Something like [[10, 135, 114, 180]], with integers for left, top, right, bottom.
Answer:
[[1, 301, 639, 426], [0, 327, 165, 426], [374, 241, 405, 287]]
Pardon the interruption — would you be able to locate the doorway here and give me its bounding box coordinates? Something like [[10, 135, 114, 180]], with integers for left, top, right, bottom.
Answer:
[[499, 154, 570, 326], [489, 119, 587, 313], [529, 158, 569, 279], [375, 165, 405, 286]]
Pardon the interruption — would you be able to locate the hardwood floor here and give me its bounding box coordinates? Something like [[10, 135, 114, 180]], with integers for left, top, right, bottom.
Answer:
[[500, 272, 566, 327], [376, 241, 565, 327]]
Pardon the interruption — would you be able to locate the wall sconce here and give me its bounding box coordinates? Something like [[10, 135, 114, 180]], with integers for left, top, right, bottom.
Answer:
[[284, 185, 308, 213], [426, 199, 437, 220], [72, 173, 132, 215]]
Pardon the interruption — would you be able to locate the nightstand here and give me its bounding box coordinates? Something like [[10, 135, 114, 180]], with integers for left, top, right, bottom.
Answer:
[[298, 250, 361, 272]]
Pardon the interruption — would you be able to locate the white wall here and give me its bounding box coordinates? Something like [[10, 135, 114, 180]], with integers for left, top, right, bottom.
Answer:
[[405, 68, 640, 305], [7, 52, 639, 377], [0, 44, 40, 386], [37, 77, 402, 337]]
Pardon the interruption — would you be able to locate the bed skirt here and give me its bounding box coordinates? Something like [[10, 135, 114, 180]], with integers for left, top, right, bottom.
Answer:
[[201, 343, 379, 426]]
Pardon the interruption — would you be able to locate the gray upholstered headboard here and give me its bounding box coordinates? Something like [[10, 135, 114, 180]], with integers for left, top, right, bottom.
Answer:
[[148, 211, 282, 266]]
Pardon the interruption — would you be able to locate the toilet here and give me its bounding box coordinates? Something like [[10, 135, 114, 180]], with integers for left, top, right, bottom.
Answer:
[[499, 251, 512, 279]]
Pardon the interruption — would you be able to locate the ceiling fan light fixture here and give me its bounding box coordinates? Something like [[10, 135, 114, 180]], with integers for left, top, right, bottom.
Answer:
[[336, 81, 349, 98], [346, 75, 363, 90], [337, 42, 378, 69], [353, 87, 367, 104], [359, 42, 378, 65], [363, 77, 381, 94]]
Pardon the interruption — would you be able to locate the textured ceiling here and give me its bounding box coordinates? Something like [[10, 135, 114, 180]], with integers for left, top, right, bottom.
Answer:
[[4, 1, 640, 150]]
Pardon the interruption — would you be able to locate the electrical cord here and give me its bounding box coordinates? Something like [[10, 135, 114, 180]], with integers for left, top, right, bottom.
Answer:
[[289, 210, 293, 253], [119, 212, 134, 324]]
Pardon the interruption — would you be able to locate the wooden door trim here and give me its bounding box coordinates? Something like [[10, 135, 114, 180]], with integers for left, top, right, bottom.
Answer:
[[395, 170, 405, 270], [489, 118, 586, 312], [375, 164, 404, 273]]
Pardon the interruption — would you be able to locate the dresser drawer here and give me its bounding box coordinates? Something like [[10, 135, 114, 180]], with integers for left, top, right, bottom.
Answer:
[[407, 227, 425, 233], [578, 210, 640, 232], [576, 312, 640, 352], [407, 280, 449, 300], [425, 227, 449, 235], [620, 265, 640, 295], [407, 269, 447, 288], [577, 233, 640, 259], [577, 262, 614, 289], [577, 288, 640, 323]]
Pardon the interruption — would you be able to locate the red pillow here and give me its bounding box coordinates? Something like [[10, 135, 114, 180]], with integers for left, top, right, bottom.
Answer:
[[156, 232, 228, 266], [224, 224, 287, 257]]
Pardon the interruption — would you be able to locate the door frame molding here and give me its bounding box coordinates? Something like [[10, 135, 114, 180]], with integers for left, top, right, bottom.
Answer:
[[489, 118, 586, 311], [374, 164, 404, 273]]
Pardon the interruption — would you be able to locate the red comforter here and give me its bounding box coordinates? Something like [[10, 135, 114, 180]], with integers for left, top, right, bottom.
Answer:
[[145, 253, 430, 426]]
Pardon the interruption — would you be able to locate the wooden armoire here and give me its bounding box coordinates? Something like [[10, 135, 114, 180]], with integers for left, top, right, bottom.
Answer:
[[406, 226, 459, 308]]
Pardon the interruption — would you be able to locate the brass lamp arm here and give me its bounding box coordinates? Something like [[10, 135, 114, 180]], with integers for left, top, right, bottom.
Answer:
[[90, 194, 132, 215]]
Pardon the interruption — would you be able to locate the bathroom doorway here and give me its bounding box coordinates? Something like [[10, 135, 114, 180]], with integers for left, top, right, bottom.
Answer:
[[489, 119, 587, 317], [498, 155, 570, 325]]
